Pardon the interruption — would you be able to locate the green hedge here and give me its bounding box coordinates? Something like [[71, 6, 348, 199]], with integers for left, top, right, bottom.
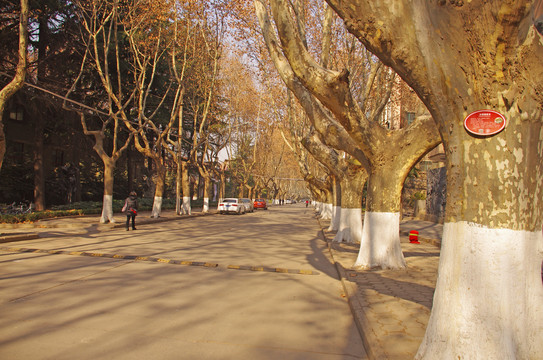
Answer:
[[0, 198, 182, 224], [0, 209, 86, 224]]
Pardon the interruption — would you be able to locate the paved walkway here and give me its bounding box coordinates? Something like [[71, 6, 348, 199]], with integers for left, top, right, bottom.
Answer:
[[0, 207, 442, 360], [321, 218, 442, 360]]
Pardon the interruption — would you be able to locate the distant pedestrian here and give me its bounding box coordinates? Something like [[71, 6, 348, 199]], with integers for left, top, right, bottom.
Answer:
[[305, 200, 309, 208], [122, 191, 138, 231]]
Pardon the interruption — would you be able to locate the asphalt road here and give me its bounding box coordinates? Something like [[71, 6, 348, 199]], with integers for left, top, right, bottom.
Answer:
[[0, 204, 367, 359]]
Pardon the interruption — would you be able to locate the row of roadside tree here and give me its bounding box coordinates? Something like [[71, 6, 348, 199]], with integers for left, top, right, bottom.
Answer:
[[251, 1, 543, 359], [0, 0, 307, 222]]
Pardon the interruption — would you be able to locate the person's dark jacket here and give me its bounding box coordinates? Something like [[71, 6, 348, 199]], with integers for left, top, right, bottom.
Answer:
[[124, 194, 138, 215]]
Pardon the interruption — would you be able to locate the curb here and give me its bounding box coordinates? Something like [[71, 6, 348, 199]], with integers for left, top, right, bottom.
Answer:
[[0, 233, 40, 243]]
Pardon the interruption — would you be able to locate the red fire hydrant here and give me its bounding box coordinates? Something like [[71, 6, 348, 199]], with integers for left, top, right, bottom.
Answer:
[[409, 230, 420, 244]]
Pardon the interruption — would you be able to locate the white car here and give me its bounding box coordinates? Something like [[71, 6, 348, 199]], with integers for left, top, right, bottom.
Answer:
[[218, 198, 246, 215], [240, 198, 254, 212]]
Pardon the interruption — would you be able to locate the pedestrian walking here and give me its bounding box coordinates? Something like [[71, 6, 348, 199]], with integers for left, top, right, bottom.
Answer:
[[122, 191, 138, 230]]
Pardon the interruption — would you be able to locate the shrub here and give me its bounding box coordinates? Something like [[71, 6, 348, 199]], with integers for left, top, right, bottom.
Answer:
[[0, 209, 85, 223], [0, 198, 181, 223]]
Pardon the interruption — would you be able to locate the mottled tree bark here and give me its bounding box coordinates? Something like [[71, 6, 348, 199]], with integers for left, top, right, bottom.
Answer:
[[335, 166, 367, 244], [325, 0, 543, 357], [101, 157, 115, 223], [180, 161, 191, 215], [197, 164, 211, 213], [150, 159, 166, 218]]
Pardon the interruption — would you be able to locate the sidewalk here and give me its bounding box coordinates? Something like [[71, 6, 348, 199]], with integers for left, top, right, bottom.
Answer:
[[321, 218, 442, 360], [0, 208, 214, 242]]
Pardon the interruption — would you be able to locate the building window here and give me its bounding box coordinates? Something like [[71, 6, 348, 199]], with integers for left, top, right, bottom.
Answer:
[[9, 109, 23, 121], [406, 112, 416, 125]]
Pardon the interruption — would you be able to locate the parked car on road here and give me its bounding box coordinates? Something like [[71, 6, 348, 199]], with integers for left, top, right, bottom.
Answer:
[[218, 198, 246, 215], [253, 198, 268, 210], [240, 198, 254, 212]]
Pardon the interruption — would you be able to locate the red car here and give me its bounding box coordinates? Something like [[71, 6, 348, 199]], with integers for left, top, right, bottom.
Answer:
[[253, 198, 268, 210]]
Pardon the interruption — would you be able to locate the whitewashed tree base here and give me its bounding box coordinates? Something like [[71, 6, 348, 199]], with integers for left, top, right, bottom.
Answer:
[[314, 202, 323, 216], [315, 202, 322, 216], [328, 205, 341, 231], [334, 208, 362, 244], [181, 196, 191, 215], [354, 211, 405, 269], [416, 221, 543, 359], [151, 196, 162, 218], [203, 197, 209, 213], [320, 203, 333, 220], [100, 194, 114, 223]]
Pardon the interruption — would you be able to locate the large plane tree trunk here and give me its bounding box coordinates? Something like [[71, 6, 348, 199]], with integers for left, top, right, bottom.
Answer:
[[328, 176, 341, 231], [100, 157, 115, 224], [180, 161, 191, 215], [334, 167, 367, 244], [325, 0, 543, 357], [150, 159, 166, 218], [355, 164, 407, 269]]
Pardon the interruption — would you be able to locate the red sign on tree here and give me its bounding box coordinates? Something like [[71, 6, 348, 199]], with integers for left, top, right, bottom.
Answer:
[[464, 110, 506, 136]]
